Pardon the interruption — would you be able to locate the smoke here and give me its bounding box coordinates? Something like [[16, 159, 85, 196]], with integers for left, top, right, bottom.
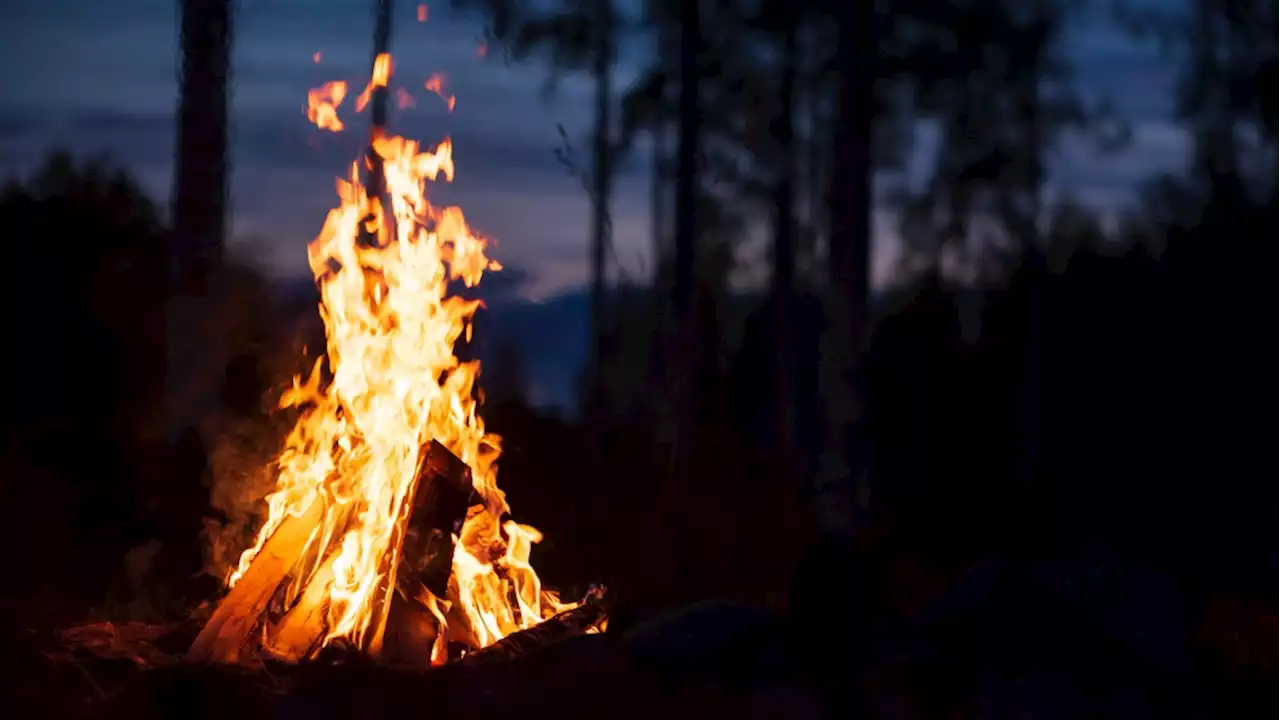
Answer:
[[193, 255, 326, 583]]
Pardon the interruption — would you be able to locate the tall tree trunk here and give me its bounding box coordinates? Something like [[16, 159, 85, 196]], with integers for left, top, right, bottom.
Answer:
[[672, 0, 699, 318], [167, 0, 233, 442], [587, 0, 613, 420], [1190, 0, 1238, 192], [816, 0, 874, 534], [650, 13, 673, 272], [654, 0, 701, 600], [646, 10, 675, 425], [1021, 11, 1047, 541], [772, 13, 799, 485], [650, 128, 667, 273], [804, 19, 830, 281], [172, 0, 231, 290]]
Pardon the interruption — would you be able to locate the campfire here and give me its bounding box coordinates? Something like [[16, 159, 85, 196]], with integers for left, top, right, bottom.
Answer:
[[188, 52, 603, 667]]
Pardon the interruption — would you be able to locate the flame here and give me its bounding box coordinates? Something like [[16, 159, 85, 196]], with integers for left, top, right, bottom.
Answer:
[[229, 53, 569, 656], [395, 88, 416, 110], [355, 52, 393, 113], [307, 81, 348, 132], [425, 73, 456, 112], [476, 41, 488, 59], [417, 4, 428, 22], [313, 51, 322, 64]]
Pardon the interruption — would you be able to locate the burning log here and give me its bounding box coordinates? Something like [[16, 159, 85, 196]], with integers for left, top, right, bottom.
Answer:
[[459, 590, 609, 667], [377, 440, 476, 664], [193, 440, 476, 664], [398, 439, 475, 599], [261, 550, 340, 662], [187, 496, 327, 663]]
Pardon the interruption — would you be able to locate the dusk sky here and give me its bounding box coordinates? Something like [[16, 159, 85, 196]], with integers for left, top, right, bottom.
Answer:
[[0, 0, 1187, 300]]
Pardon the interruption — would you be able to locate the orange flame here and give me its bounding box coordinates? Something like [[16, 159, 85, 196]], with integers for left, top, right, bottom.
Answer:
[[395, 87, 416, 110], [417, 4, 428, 22], [230, 53, 570, 657], [306, 81, 348, 132], [424, 73, 456, 112], [355, 52, 393, 113], [313, 51, 322, 64]]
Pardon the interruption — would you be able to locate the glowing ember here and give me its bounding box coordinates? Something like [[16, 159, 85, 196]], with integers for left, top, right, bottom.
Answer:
[[228, 52, 571, 657], [425, 73, 456, 112], [306, 81, 348, 132]]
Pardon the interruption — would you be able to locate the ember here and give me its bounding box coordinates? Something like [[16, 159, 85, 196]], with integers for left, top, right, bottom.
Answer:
[[188, 49, 589, 666]]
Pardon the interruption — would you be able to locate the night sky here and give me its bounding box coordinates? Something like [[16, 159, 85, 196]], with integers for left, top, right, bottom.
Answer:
[[0, 0, 1186, 301]]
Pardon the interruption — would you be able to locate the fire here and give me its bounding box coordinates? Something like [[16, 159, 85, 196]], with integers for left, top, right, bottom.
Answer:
[[306, 81, 348, 132], [417, 4, 428, 22], [425, 73, 456, 112], [355, 52, 393, 113], [229, 52, 569, 656]]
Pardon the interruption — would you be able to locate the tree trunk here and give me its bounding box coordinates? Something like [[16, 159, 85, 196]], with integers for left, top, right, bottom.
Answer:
[[816, 0, 874, 534], [172, 0, 231, 290], [646, 12, 675, 425], [672, 0, 699, 320], [654, 0, 702, 600], [587, 0, 614, 420], [167, 0, 233, 445], [772, 14, 799, 486], [804, 19, 830, 279]]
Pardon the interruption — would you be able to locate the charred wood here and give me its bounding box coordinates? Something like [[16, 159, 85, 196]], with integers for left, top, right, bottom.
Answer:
[[399, 439, 476, 599], [459, 593, 609, 667]]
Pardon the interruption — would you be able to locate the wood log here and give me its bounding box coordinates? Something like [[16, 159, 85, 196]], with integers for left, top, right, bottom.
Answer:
[[261, 550, 340, 662], [459, 596, 609, 667], [261, 441, 471, 663], [186, 495, 326, 663], [258, 499, 362, 662], [372, 440, 474, 659], [379, 583, 444, 667], [192, 441, 475, 664], [400, 439, 475, 598]]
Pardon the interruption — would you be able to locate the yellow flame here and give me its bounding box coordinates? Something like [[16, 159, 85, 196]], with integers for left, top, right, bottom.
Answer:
[[228, 52, 568, 656], [355, 52, 393, 113]]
